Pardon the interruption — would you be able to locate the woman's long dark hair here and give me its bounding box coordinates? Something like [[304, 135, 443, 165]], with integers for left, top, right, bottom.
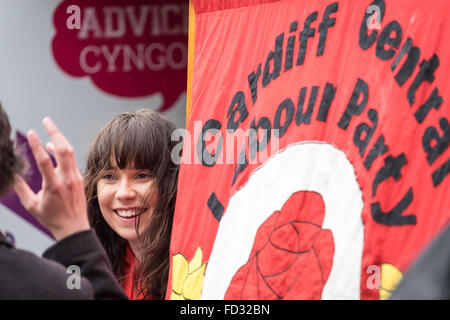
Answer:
[[84, 109, 179, 299]]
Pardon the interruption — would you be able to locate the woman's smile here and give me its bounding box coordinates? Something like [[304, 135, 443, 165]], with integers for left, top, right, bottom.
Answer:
[[113, 207, 147, 219]]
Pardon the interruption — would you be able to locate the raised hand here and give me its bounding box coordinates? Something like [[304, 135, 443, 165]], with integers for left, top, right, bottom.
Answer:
[[13, 117, 90, 241]]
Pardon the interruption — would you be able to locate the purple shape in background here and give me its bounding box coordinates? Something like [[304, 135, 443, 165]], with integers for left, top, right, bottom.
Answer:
[[0, 131, 55, 239]]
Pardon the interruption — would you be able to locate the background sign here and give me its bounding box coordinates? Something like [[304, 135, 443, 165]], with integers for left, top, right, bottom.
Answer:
[[53, 0, 188, 111]]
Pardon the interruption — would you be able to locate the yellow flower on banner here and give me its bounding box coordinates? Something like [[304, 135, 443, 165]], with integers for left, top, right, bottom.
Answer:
[[379, 263, 403, 300], [170, 247, 206, 300]]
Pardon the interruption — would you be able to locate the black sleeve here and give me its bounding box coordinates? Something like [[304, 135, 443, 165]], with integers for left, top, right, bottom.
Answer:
[[43, 229, 128, 300], [390, 225, 450, 300]]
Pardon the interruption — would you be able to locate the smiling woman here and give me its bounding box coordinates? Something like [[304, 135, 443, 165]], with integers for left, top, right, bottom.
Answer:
[[84, 109, 179, 300], [96, 166, 158, 257]]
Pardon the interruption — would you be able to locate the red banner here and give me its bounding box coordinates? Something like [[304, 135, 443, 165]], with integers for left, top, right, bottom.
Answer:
[[169, 0, 450, 300], [52, 0, 187, 111]]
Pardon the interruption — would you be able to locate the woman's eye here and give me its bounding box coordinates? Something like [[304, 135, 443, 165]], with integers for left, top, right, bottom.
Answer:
[[102, 174, 116, 180], [136, 173, 151, 180]]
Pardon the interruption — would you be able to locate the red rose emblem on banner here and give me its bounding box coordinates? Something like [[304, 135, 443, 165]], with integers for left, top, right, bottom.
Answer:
[[52, 0, 187, 111], [225, 191, 335, 299]]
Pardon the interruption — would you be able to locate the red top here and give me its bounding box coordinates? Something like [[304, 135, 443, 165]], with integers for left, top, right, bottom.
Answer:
[[121, 245, 146, 300]]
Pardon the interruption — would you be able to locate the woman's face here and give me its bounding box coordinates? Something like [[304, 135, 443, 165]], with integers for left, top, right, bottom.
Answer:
[[96, 165, 158, 246]]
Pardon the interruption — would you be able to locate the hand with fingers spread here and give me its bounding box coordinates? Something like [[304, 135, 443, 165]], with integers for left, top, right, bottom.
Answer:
[[13, 117, 90, 241]]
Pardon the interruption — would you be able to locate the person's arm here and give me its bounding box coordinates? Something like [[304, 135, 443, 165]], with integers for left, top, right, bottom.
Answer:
[[43, 230, 127, 300], [14, 117, 127, 300], [0, 241, 94, 300]]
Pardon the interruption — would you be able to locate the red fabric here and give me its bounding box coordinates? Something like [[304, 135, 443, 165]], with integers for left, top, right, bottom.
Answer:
[[169, 0, 450, 300], [121, 245, 147, 300], [121, 245, 137, 300]]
